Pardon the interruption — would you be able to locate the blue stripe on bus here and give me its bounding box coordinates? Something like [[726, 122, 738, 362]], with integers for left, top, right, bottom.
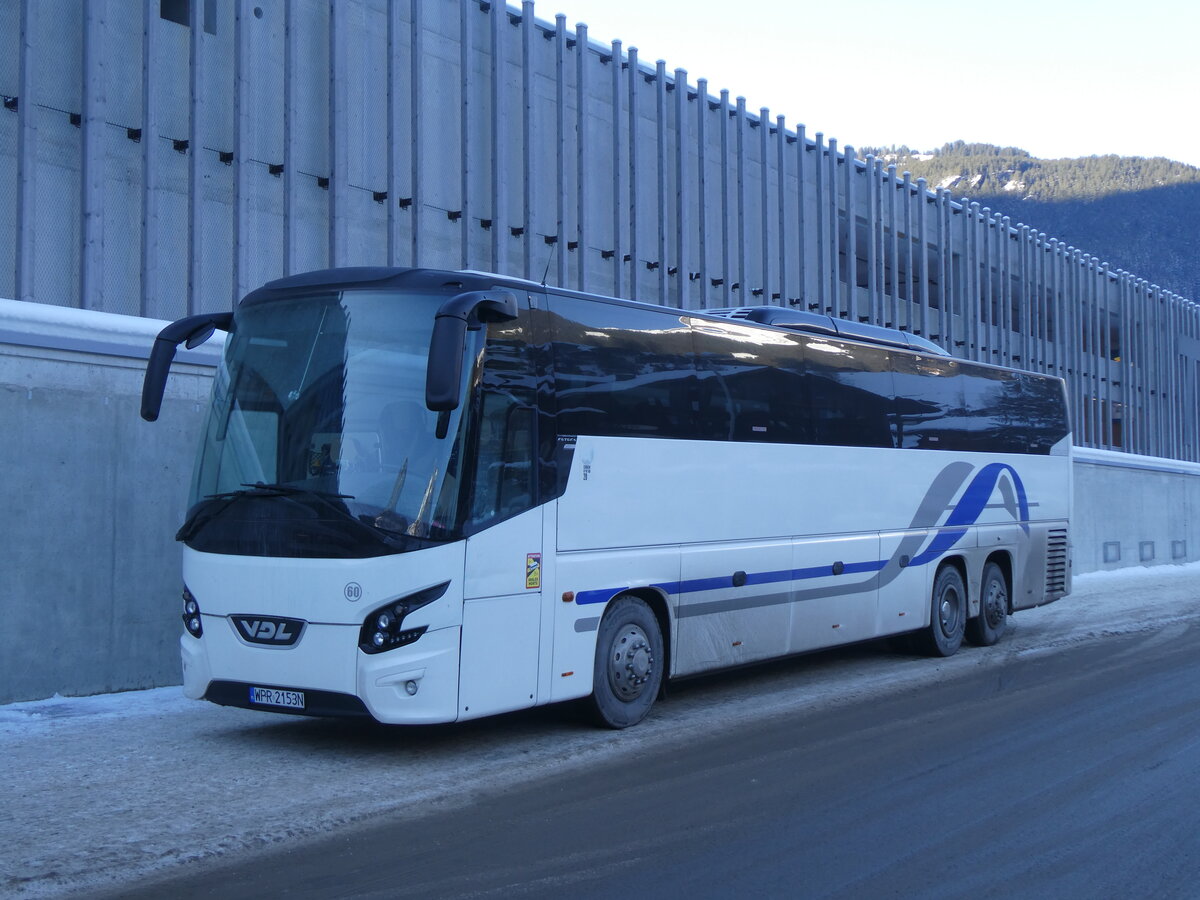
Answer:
[[573, 463, 1029, 607], [577, 558, 891, 605]]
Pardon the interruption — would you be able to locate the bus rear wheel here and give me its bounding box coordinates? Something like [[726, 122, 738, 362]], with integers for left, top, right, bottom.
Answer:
[[966, 561, 1008, 647], [918, 565, 966, 657], [589, 595, 664, 729]]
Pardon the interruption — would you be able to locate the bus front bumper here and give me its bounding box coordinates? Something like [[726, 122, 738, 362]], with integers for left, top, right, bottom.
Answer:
[[180, 621, 463, 724]]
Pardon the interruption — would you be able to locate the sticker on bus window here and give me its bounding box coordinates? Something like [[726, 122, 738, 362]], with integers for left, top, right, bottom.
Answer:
[[526, 553, 542, 589]]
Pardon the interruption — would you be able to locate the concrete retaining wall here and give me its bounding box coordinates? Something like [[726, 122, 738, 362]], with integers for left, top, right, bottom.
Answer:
[[2, 302, 1197, 704], [0, 299, 220, 704], [1072, 448, 1200, 572]]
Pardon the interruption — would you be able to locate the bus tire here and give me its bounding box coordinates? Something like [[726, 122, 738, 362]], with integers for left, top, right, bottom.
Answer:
[[918, 565, 966, 657], [589, 595, 664, 729], [966, 561, 1008, 647]]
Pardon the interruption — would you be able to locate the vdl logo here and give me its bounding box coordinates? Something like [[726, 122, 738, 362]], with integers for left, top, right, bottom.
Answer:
[[232, 615, 305, 647]]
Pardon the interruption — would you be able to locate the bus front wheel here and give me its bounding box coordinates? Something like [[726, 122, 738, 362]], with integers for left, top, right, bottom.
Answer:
[[966, 561, 1008, 647], [918, 565, 966, 657], [590, 595, 664, 729]]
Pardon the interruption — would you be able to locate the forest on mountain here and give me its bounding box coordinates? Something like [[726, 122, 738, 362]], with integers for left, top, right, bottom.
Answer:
[[856, 142, 1200, 300]]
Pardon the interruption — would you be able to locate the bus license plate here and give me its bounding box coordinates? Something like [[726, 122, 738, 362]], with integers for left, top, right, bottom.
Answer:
[[249, 686, 306, 710]]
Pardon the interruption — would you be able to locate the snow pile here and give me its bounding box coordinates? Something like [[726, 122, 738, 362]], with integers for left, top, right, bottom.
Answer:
[[2, 562, 1198, 898]]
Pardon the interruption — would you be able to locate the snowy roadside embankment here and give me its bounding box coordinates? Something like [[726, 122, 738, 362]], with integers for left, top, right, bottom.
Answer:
[[3, 563, 1198, 898]]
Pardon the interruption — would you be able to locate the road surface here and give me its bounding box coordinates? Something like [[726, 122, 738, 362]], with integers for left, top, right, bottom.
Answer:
[[112, 621, 1200, 899]]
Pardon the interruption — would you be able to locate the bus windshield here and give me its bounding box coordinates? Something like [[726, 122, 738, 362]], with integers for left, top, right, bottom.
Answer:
[[183, 289, 472, 556]]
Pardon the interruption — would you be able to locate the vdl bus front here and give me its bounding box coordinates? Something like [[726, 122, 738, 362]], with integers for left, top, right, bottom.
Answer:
[[141, 267, 529, 724]]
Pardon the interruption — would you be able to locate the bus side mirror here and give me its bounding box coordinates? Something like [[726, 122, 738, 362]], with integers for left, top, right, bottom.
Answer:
[[425, 290, 518, 415], [141, 311, 234, 422]]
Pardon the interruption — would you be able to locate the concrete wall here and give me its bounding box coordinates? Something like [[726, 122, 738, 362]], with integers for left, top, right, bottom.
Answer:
[[0, 299, 219, 704], [2, 300, 1198, 704], [1072, 448, 1200, 572]]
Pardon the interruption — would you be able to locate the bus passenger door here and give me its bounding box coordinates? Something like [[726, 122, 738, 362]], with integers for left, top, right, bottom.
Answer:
[[460, 506, 543, 721], [457, 294, 544, 721]]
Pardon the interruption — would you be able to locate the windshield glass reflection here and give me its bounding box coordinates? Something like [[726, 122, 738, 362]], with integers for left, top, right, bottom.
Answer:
[[185, 290, 471, 555]]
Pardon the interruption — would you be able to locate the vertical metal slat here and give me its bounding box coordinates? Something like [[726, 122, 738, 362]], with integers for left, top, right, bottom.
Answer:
[[328, 0, 347, 267], [459, 3, 472, 267], [554, 15, 567, 287], [283, 0, 298, 272], [386, 1, 403, 266], [795, 124, 806, 310], [627, 45, 639, 298], [187, 0, 205, 313], [491, 2, 505, 274], [733, 95, 747, 308], [844, 144, 856, 321], [521, 3, 536, 280], [409, 0, 424, 266], [140, 0, 158, 316], [81, 0, 107, 310], [776, 115, 787, 308], [233, 0, 250, 302], [15, 0, 37, 303], [759, 108, 771, 305], [655, 60, 668, 304], [695, 78, 708, 309], [675, 69, 689, 309], [574, 22, 587, 290], [609, 39, 622, 294]]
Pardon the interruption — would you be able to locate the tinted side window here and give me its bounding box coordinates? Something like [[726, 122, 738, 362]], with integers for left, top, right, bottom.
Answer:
[[805, 338, 894, 448], [690, 319, 811, 443], [893, 354, 1069, 455], [892, 353, 966, 450], [986, 370, 1070, 454], [961, 366, 1017, 452], [548, 295, 696, 439]]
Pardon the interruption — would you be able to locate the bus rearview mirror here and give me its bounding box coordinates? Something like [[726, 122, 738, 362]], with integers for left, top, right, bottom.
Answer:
[[425, 290, 518, 417], [141, 311, 234, 422]]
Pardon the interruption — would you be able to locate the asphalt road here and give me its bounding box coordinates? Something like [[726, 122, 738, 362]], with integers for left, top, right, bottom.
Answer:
[[115, 620, 1200, 900]]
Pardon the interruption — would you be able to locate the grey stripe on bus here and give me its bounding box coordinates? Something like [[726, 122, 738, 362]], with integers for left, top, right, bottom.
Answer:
[[574, 617, 601, 633]]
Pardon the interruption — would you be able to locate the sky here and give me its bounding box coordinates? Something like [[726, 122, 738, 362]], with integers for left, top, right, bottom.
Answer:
[[543, 0, 1200, 168]]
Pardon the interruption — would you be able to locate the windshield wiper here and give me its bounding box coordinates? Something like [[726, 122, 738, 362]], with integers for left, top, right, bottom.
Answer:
[[180, 482, 356, 543], [205, 482, 355, 500]]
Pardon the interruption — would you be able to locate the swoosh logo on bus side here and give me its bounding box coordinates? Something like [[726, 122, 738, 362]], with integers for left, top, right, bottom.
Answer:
[[572, 461, 1032, 624]]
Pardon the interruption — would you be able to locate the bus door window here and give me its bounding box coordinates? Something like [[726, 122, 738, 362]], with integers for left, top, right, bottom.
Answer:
[[472, 394, 536, 521], [465, 300, 539, 532]]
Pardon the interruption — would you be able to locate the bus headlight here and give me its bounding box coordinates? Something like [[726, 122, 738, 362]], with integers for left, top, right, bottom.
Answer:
[[182, 586, 203, 638], [358, 581, 450, 655]]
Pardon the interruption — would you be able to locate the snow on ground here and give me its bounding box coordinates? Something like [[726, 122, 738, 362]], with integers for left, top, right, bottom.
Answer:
[[2, 563, 1198, 898]]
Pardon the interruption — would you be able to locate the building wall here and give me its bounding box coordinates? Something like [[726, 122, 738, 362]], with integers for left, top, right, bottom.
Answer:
[[1, 0, 1197, 461]]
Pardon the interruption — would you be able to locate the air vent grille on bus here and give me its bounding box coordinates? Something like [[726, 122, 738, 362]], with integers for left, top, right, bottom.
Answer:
[[1044, 528, 1069, 600]]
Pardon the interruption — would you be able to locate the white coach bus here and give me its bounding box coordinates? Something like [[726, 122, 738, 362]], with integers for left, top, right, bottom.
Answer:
[[141, 266, 1071, 728]]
